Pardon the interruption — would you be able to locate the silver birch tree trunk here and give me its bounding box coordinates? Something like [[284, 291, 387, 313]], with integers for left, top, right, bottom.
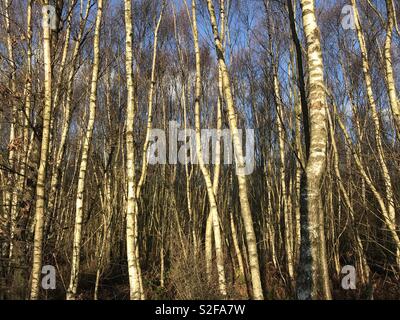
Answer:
[[205, 0, 264, 300], [66, 0, 103, 300], [296, 0, 332, 300], [30, 0, 52, 300], [124, 0, 143, 300], [191, 0, 227, 297], [351, 0, 400, 266]]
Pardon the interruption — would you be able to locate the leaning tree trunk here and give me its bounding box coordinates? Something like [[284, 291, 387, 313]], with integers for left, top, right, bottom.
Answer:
[[206, 0, 226, 285], [135, 1, 165, 199], [205, 0, 264, 300], [66, 0, 103, 300], [351, 0, 400, 266], [327, 107, 370, 284], [47, 0, 91, 233], [191, 0, 227, 296], [296, 0, 332, 300], [384, 0, 400, 138]]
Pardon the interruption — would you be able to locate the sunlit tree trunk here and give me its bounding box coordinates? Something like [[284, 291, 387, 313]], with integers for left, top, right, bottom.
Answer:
[[47, 0, 91, 231], [327, 107, 370, 284], [67, 0, 103, 300], [334, 100, 400, 269], [384, 0, 400, 137], [351, 0, 399, 266], [205, 0, 264, 300], [136, 1, 165, 198], [191, 0, 227, 296], [30, 0, 52, 300], [229, 170, 245, 280], [202, 0, 226, 286], [296, 0, 332, 300], [124, 0, 143, 300]]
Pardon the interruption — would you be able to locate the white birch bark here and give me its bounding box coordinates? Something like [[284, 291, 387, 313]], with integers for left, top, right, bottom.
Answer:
[[67, 0, 103, 300], [205, 0, 264, 300], [351, 0, 400, 266], [124, 0, 143, 300], [30, 0, 52, 300], [191, 0, 227, 296], [297, 0, 332, 300]]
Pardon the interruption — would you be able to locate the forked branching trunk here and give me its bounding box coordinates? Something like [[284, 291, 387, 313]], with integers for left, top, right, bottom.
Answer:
[[205, 0, 264, 300], [190, 0, 227, 297], [67, 0, 103, 300]]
